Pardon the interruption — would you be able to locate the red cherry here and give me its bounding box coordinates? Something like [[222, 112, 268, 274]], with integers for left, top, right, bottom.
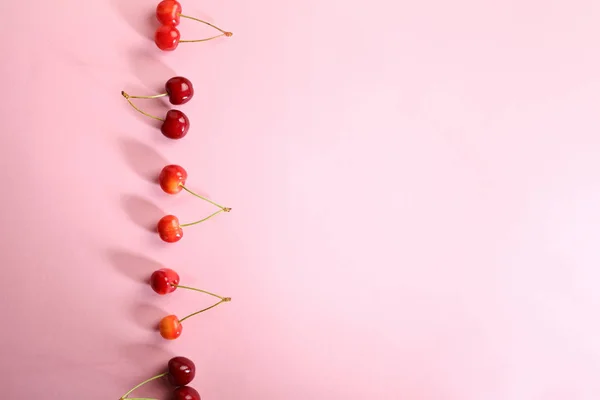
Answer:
[[172, 386, 201, 400], [168, 357, 196, 386], [157, 0, 182, 26], [157, 215, 183, 243], [155, 25, 181, 51], [159, 315, 182, 339], [159, 165, 188, 194], [150, 268, 180, 295], [165, 77, 194, 105], [161, 110, 189, 139]]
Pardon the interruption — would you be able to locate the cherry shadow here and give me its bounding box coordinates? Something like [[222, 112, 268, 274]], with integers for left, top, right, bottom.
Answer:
[[119, 137, 169, 183], [132, 303, 168, 332], [119, 343, 173, 398], [121, 194, 165, 232], [106, 249, 163, 283], [111, 0, 156, 41], [128, 48, 177, 93]]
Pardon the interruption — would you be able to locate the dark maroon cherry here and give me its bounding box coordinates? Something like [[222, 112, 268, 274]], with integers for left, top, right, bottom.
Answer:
[[166, 77, 194, 105], [173, 386, 201, 400], [161, 110, 189, 139], [168, 356, 196, 386]]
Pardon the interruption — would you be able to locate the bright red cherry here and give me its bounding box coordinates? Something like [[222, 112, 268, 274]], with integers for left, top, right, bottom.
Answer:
[[159, 165, 187, 194], [166, 77, 194, 105], [157, 0, 182, 26], [161, 110, 189, 139], [173, 386, 201, 400], [155, 25, 181, 51], [121, 77, 194, 105], [121, 92, 189, 140], [150, 268, 180, 295], [168, 357, 196, 386], [118, 356, 197, 399], [159, 315, 183, 339], [157, 215, 183, 243]]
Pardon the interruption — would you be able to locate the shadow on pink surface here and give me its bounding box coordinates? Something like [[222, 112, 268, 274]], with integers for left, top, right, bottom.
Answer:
[[107, 248, 163, 282], [119, 137, 168, 183], [121, 194, 165, 232], [111, 0, 155, 41]]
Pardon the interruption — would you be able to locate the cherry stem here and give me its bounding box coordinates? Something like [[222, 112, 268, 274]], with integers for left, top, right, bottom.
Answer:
[[124, 93, 168, 100], [179, 297, 232, 323], [179, 33, 229, 43], [180, 209, 226, 227], [179, 14, 232, 36], [179, 184, 231, 211], [121, 91, 165, 122], [124, 398, 159, 400], [120, 372, 167, 399], [172, 284, 228, 300]]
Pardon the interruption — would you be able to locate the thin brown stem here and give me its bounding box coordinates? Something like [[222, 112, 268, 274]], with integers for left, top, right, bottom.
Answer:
[[121, 91, 165, 122], [178, 297, 231, 323], [179, 14, 232, 35]]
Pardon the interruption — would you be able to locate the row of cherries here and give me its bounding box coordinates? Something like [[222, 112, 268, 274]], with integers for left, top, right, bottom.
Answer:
[[120, 2, 232, 399]]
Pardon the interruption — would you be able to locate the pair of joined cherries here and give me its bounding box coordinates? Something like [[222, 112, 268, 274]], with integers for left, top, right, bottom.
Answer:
[[151, 268, 231, 340], [157, 164, 231, 243], [120, 356, 201, 400], [122, 76, 194, 140], [155, 0, 232, 51]]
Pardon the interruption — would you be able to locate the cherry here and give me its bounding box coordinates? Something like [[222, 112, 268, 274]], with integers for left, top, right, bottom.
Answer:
[[118, 356, 196, 400], [159, 315, 183, 340], [157, 207, 232, 243], [173, 386, 201, 400], [159, 165, 188, 194], [157, 0, 182, 26], [157, 215, 183, 243], [166, 77, 194, 105], [150, 268, 231, 300], [155, 25, 181, 51], [168, 356, 196, 386], [121, 92, 190, 140], [119, 77, 194, 106], [153, 9, 233, 51], [161, 110, 189, 139], [150, 268, 180, 295], [157, 292, 231, 340]]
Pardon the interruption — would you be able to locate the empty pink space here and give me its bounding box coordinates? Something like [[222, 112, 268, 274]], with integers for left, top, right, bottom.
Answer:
[[1, 0, 600, 399]]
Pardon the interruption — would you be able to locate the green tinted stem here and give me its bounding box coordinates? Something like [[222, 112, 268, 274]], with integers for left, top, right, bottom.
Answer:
[[120, 372, 167, 399], [180, 209, 225, 227], [179, 298, 231, 323]]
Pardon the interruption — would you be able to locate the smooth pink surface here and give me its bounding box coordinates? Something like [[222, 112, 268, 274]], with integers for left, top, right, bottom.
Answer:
[[1, 0, 600, 399]]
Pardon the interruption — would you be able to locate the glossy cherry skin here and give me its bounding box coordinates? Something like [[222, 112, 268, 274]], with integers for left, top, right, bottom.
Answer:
[[172, 386, 200, 400], [161, 110, 189, 139], [159, 165, 187, 194], [156, 0, 182, 26], [150, 268, 180, 295], [157, 215, 183, 243], [166, 77, 194, 105], [155, 25, 180, 51], [168, 356, 196, 386], [159, 315, 182, 339]]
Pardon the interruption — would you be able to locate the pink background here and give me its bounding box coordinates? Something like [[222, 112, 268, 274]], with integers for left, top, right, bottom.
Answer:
[[2, 0, 600, 399]]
